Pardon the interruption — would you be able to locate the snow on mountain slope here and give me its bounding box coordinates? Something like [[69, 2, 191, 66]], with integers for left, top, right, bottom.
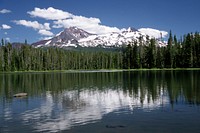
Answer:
[[78, 27, 149, 47], [33, 27, 93, 48], [32, 26, 166, 48]]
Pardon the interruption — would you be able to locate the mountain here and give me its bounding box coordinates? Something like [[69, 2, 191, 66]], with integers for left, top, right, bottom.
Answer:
[[32, 27, 165, 48], [32, 27, 93, 48]]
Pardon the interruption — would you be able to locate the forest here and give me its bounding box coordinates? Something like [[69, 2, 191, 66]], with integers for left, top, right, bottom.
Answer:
[[0, 31, 200, 72]]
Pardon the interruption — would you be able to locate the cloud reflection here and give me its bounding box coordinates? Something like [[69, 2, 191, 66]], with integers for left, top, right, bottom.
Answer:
[[20, 88, 169, 132]]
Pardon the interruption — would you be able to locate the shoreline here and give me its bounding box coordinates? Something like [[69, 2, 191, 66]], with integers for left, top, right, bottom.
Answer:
[[0, 68, 200, 74]]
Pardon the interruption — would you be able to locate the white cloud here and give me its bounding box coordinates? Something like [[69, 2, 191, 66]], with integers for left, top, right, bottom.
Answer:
[[28, 7, 73, 20], [4, 32, 8, 35], [40, 36, 52, 40], [0, 9, 11, 14], [138, 28, 168, 39], [2, 24, 11, 29], [27, 7, 120, 34], [53, 15, 120, 34], [38, 29, 54, 36], [14, 20, 53, 37], [14, 20, 50, 30], [14, 7, 168, 39], [5, 37, 10, 42]]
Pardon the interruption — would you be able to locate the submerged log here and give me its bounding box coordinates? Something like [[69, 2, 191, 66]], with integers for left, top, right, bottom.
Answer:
[[13, 93, 27, 97]]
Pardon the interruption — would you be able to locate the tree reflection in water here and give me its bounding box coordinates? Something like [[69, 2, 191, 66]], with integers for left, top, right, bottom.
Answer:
[[0, 70, 200, 132]]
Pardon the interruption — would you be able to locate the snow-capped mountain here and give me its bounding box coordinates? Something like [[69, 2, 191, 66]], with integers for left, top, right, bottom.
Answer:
[[32, 27, 165, 48], [32, 27, 93, 48], [78, 27, 147, 47]]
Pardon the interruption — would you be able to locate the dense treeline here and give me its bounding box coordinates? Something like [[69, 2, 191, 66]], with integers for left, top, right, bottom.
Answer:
[[123, 31, 200, 69], [0, 40, 122, 71], [0, 32, 200, 71]]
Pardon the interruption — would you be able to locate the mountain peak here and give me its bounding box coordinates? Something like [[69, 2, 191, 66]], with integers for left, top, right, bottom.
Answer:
[[62, 27, 93, 39], [127, 27, 138, 32], [33, 27, 93, 48], [65, 26, 83, 32], [121, 27, 138, 34]]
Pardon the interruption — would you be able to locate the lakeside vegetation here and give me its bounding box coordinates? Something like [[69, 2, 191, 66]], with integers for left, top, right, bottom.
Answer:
[[0, 31, 200, 71]]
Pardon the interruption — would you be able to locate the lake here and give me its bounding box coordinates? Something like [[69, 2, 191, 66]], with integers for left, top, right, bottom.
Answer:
[[0, 70, 200, 133]]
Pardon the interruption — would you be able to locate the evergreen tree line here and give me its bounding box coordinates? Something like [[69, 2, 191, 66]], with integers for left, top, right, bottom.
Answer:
[[0, 41, 122, 71], [122, 31, 200, 69], [0, 32, 200, 71]]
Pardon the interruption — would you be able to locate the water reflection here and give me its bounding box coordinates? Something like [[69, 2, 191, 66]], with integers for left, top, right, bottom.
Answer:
[[19, 88, 169, 132], [0, 70, 200, 132]]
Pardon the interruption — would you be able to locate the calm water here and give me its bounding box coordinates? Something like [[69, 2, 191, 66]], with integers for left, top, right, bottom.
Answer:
[[0, 70, 200, 133]]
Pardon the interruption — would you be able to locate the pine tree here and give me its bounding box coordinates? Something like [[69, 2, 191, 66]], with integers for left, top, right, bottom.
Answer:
[[132, 41, 140, 68], [25, 39, 28, 45], [1, 38, 5, 46], [165, 30, 173, 68], [156, 47, 164, 68], [183, 33, 193, 67]]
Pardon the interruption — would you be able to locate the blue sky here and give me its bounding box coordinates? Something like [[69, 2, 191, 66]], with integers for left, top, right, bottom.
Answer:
[[0, 0, 200, 43]]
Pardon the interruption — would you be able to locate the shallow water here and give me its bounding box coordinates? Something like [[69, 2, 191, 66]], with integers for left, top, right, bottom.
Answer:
[[0, 70, 200, 133]]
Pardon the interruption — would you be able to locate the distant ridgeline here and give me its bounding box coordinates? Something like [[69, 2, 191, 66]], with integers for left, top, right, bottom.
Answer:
[[0, 32, 200, 71]]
